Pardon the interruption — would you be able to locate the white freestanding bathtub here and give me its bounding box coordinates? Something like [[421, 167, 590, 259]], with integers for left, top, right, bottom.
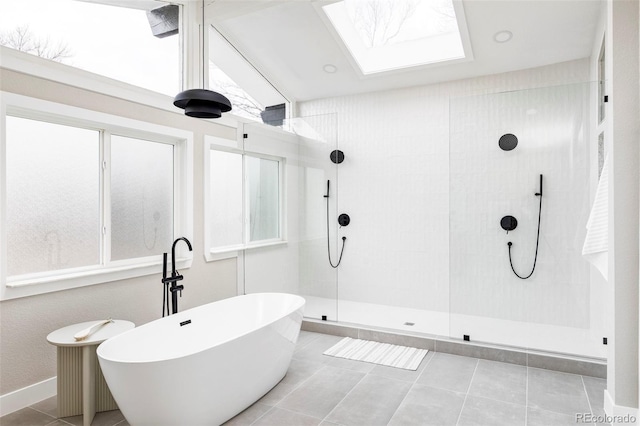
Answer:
[[97, 293, 305, 426]]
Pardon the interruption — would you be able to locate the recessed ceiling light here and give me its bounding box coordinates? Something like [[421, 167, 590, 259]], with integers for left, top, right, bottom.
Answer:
[[323, 64, 338, 73], [494, 31, 513, 43]]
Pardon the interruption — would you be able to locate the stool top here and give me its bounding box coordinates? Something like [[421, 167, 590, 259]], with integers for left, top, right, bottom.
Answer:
[[47, 320, 135, 347]]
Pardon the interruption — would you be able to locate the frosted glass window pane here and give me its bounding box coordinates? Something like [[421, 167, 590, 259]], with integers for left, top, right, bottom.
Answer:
[[247, 156, 280, 241], [6, 116, 100, 276], [210, 150, 243, 248], [111, 135, 173, 261]]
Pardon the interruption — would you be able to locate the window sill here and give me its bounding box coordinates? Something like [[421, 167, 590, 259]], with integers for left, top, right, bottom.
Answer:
[[205, 240, 287, 262], [1, 257, 192, 301]]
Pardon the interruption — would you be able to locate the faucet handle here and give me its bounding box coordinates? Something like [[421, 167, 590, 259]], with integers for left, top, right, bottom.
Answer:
[[162, 274, 183, 284]]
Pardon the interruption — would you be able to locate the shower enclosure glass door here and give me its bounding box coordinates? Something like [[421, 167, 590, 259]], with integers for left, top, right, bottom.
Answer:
[[295, 114, 340, 321], [242, 114, 339, 321], [449, 82, 606, 358], [244, 82, 605, 361]]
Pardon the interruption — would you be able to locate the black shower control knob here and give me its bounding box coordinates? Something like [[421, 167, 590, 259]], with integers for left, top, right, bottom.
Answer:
[[338, 214, 350, 227], [500, 215, 518, 232], [330, 150, 345, 164]]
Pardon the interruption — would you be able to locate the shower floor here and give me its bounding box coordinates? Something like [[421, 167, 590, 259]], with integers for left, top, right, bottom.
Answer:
[[301, 296, 605, 359]]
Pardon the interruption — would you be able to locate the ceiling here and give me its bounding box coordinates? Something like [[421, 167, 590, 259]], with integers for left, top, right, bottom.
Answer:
[[210, 0, 603, 102]]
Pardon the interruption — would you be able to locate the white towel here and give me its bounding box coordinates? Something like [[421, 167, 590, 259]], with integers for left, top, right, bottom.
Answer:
[[582, 154, 609, 280]]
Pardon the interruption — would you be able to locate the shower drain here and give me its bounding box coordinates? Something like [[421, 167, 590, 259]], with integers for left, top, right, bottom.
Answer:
[[403, 322, 415, 326]]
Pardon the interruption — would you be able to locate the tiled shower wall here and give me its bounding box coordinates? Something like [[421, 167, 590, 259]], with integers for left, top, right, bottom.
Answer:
[[448, 83, 592, 328], [296, 58, 605, 357]]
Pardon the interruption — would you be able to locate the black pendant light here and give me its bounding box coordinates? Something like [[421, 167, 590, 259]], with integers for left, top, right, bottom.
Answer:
[[173, 0, 231, 118]]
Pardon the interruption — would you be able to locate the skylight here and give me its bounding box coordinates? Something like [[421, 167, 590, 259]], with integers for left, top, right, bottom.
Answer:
[[322, 0, 466, 74]]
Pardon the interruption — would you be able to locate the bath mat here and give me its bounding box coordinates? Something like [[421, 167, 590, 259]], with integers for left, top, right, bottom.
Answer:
[[323, 337, 427, 370]]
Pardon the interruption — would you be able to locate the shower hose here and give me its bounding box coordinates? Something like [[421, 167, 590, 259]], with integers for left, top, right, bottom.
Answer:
[[325, 182, 346, 268], [508, 188, 543, 280]]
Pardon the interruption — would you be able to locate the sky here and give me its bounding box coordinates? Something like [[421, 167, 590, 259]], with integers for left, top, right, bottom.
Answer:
[[0, 0, 180, 95]]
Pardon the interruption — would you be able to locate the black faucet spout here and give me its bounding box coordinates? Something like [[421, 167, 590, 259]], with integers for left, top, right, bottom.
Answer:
[[166, 237, 192, 315], [171, 237, 193, 276]]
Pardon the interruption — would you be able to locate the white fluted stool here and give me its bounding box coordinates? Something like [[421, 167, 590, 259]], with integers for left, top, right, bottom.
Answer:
[[47, 320, 134, 426]]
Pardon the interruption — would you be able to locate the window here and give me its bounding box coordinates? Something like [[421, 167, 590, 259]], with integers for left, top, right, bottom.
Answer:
[[1, 93, 193, 300], [0, 0, 181, 95], [205, 139, 283, 259], [321, 0, 469, 74], [247, 156, 280, 242], [6, 117, 101, 276], [598, 37, 606, 123], [110, 135, 174, 261], [209, 150, 244, 249], [208, 25, 289, 125]]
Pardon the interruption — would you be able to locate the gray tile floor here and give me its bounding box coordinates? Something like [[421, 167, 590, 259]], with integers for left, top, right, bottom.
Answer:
[[1, 331, 609, 426]]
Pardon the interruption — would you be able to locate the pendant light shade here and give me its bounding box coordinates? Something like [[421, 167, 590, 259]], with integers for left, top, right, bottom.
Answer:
[[173, 89, 232, 119], [174, 0, 232, 119]]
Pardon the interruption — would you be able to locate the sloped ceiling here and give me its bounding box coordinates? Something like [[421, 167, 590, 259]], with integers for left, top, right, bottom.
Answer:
[[210, 0, 602, 102]]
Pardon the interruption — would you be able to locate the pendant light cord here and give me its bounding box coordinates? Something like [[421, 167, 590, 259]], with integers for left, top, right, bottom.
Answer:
[[201, 0, 205, 89]]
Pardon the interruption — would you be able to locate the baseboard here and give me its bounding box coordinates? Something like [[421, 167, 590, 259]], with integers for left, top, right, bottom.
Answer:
[[604, 390, 639, 425], [303, 319, 607, 378], [0, 377, 56, 417]]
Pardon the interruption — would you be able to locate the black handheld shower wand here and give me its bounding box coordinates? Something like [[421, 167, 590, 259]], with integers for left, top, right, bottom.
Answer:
[[324, 179, 346, 268], [508, 174, 543, 279]]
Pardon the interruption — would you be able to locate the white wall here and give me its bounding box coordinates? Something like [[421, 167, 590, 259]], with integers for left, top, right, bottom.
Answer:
[[298, 58, 605, 356], [0, 69, 238, 397], [606, 0, 639, 415]]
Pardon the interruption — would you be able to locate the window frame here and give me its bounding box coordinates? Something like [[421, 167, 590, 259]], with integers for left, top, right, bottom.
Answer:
[[0, 92, 194, 301], [203, 134, 286, 262], [0, 0, 291, 131]]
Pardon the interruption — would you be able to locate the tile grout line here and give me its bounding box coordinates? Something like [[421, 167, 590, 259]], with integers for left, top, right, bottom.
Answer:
[[248, 363, 330, 426], [319, 370, 370, 424], [27, 405, 58, 421], [293, 332, 323, 353], [248, 404, 276, 425], [580, 375, 595, 415], [386, 381, 416, 425], [386, 351, 438, 425], [525, 365, 529, 426], [46, 416, 74, 426], [454, 359, 479, 426], [410, 350, 437, 384], [267, 406, 325, 423], [526, 369, 597, 419], [448, 389, 527, 410]]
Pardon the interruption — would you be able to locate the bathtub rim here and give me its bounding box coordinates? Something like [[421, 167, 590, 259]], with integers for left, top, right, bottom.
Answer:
[[97, 292, 305, 364]]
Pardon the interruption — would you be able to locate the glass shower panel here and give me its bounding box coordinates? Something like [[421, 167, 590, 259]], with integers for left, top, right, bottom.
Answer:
[[242, 114, 339, 321], [449, 82, 604, 358], [292, 114, 339, 321], [298, 105, 452, 335]]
